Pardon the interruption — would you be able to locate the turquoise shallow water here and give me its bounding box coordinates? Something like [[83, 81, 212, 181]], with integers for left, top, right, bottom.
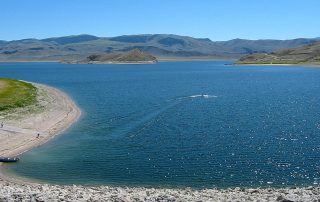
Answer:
[[1, 61, 320, 188]]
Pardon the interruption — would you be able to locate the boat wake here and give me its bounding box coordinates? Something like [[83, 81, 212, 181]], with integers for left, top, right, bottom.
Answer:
[[189, 94, 218, 99], [107, 94, 218, 139], [107, 99, 181, 139]]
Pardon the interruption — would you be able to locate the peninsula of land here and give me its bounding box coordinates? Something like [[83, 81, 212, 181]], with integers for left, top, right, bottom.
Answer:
[[237, 41, 320, 65], [0, 79, 81, 157], [64, 49, 158, 64]]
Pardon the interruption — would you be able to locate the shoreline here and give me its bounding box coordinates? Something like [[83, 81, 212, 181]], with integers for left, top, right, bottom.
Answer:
[[0, 58, 233, 63], [233, 63, 320, 67], [0, 82, 81, 187], [64, 60, 158, 65], [0, 60, 58, 63], [0, 82, 81, 157], [0, 178, 319, 201]]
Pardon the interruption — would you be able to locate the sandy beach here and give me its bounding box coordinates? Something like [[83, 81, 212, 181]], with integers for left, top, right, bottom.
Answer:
[[0, 83, 81, 157]]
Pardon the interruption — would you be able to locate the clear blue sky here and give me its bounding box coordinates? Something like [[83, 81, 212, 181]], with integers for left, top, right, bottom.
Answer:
[[1, 0, 319, 41]]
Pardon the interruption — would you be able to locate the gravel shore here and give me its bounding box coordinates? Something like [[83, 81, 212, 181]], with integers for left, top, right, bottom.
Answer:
[[0, 178, 319, 202]]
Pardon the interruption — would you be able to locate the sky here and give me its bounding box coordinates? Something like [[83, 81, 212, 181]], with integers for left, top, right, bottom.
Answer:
[[0, 0, 319, 41]]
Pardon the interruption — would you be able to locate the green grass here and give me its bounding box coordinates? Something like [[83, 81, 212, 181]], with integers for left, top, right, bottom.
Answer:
[[0, 78, 37, 111]]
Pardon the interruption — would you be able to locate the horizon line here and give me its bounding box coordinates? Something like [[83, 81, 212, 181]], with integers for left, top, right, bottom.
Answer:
[[1, 33, 319, 42]]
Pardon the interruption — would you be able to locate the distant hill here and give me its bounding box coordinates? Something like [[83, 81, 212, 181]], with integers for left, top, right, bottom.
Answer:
[[70, 49, 157, 64], [237, 41, 320, 65], [42, 34, 99, 45], [0, 34, 319, 61], [214, 38, 318, 54]]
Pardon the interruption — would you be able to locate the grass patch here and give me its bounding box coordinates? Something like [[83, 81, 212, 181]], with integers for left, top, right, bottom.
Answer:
[[0, 78, 37, 111]]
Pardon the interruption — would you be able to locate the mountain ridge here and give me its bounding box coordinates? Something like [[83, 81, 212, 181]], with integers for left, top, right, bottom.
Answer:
[[0, 34, 319, 61]]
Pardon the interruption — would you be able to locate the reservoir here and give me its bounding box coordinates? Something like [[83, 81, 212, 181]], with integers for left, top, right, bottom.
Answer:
[[1, 61, 320, 188]]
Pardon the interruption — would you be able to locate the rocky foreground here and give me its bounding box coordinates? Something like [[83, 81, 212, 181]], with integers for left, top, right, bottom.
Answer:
[[0, 178, 319, 202]]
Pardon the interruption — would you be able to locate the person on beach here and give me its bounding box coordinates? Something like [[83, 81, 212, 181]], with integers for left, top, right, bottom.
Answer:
[[0, 122, 3, 128], [37, 133, 40, 138]]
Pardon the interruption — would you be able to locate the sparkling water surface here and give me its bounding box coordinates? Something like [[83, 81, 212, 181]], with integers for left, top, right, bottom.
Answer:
[[1, 61, 320, 188]]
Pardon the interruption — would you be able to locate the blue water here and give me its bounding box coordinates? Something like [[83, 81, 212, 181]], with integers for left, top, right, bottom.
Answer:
[[1, 61, 320, 188]]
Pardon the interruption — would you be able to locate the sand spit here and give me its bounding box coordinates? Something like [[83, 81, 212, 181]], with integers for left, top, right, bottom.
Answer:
[[0, 83, 81, 157]]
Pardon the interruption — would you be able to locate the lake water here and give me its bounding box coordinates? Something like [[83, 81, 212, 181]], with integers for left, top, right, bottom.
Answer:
[[1, 61, 320, 188]]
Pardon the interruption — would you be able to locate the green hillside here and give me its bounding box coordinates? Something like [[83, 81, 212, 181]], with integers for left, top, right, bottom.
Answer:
[[0, 78, 37, 111]]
